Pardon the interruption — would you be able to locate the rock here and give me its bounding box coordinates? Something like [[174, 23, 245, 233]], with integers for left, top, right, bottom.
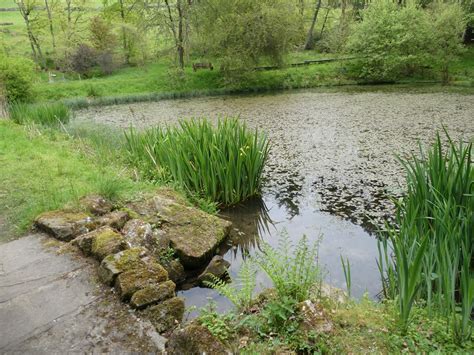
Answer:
[[35, 211, 94, 241], [296, 300, 333, 335], [197, 255, 230, 285], [122, 219, 170, 255], [115, 257, 169, 301], [130, 280, 176, 309], [127, 194, 232, 268], [98, 248, 148, 286], [96, 211, 130, 230], [144, 297, 185, 333], [162, 259, 186, 284], [79, 195, 113, 216], [92, 227, 128, 261], [167, 321, 227, 355]]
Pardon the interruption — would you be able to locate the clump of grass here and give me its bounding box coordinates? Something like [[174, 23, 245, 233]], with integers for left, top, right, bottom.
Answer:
[[9, 102, 71, 126], [124, 117, 269, 206], [378, 130, 473, 341]]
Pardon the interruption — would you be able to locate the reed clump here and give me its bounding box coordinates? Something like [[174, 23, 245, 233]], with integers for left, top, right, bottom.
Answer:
[[9, 102, 71, 126]]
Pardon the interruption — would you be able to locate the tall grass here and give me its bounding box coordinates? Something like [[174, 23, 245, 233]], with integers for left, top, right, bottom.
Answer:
[[124, 117, 269, 206], [378, 131, 473, 341], [9, 102, 71, 126]]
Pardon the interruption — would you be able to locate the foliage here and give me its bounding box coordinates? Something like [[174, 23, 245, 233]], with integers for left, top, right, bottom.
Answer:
[[254, 233, 322, 302], [89, 15, 117, 52], [430, 1, 467, 84], [0, 55, 35, 103], [198, 303, 233, 341], [124, 117, 269, 206], [193, 0, 300, 76], [70, 44, 98, 77], [378, 131, 473, 340], [346, 0, 433, 83], [204, 260, 257, 312], [8, 102, 71, 126]]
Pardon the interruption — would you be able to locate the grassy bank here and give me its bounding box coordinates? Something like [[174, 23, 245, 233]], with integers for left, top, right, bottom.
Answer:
[[0, 120, 153, 242], [32, 46, 474, 106]]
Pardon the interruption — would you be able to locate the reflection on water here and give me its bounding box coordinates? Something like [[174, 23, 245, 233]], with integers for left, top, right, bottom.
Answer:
[[179, 190, 381, 318]]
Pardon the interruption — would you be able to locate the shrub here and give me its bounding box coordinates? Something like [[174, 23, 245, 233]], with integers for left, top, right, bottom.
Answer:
[[9, 102, 71, 126], [70, 44, 98, 77], [346, 1, 433, 82], [0, 55, 35, 103], [124, 118, 269, 206], [378, 131, 473, 340]]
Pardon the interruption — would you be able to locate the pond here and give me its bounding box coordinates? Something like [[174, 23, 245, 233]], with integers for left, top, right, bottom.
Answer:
[[74, 90, 474, 315]]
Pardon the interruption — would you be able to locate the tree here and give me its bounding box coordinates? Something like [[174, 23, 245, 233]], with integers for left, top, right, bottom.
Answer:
[[44, 0, 57, 49], [194, 0, 299, 75], [0, 55, 35, 103], [304, 0, 322, 50], [14, 0, 45, 67], [346, 0, 433, 82]]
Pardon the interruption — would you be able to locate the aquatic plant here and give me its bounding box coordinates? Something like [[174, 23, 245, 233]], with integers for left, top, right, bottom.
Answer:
[[124, 117, 269, 206], [341, 255, 352, 298], [378, 131, 473, 340], [9, 102, 71, 126]]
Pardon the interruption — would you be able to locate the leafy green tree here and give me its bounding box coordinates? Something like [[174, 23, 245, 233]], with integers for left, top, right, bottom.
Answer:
[[193, 0, 299, 76], [429, 1, 467, 84], [346, 0, 433, 82]]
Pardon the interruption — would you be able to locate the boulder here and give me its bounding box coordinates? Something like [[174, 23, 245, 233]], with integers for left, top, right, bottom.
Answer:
[[35, 210, 94, 241], [96, 210, 130, 230], [79, 195, 113, 216], [127, 194, 232, 268], [296, 300, 333, 335], [197, 255, 230, 285], [98, 247, 148, 286], [122, 219, 170, 254], [167, 321, 227, 355], [144, 297, 185, 333], [162, 259, 186, 285], [130, 280, 176, 309], [91, 227, 128, 261], [115, 257, 169, 301]]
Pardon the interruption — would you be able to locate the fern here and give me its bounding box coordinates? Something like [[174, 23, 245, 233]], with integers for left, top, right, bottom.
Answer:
[[254, 233, 322, 302], [204, 260, 257, 311]]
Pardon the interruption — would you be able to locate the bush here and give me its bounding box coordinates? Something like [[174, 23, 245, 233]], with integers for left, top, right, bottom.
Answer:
[[70, 44, 98, 77], [0, 55, 35, 103], [346, 1, 433, 82], [9, 102, 71, 126], [124, 118, 269, 206]]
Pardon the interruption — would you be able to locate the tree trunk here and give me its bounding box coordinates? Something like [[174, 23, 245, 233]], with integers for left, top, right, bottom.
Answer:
[[319, 6, 330, 38], [15, 0, 45, 67], [44, 0, 56, 49], [304, 0, 322, 50], [177, 0, 184, 69]]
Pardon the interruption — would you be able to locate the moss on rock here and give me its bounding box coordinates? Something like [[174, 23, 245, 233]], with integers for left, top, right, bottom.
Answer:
[[90, 227, 128, 261], [144, 297, 185, 334], [35, 210, 93, 241], [130, 280, 176, 309], [98, 247, 147, 286], [114, 257, 169, 301], [167, 321, 227, 355]]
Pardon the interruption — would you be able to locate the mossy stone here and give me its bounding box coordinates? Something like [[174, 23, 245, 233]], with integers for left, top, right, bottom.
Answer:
[[144, 297, 185, 333], [98, 247, 147, 286], [167, 321, 227, 355], [130, 280, 176, 309], [96, 210, 130, 230], [114, 258, 169, 301], [79, 194, 113, 216], [35, 210, 93, 241], [90, 226, 127, 261]]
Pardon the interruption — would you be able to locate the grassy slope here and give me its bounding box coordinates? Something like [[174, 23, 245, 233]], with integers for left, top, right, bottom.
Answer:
[[0, 120, 152, 242]]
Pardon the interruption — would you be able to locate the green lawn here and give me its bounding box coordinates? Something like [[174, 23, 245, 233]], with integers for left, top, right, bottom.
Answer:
[[0, 120, 153, 242]]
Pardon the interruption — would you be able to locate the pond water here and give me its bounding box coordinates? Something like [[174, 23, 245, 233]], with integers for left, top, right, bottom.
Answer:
[[74, 90, 474, 315]]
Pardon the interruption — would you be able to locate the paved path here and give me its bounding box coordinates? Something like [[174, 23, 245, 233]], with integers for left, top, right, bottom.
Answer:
[[0, 234, 166, 353]]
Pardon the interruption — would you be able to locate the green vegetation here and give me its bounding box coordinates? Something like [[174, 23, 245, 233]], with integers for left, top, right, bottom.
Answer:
[[124, 118, 269, 206], [201, 233, 473, 353], [378, 131, 473, 342], [9, 102, 71, 126], [0, 54, 35, 102], [0, 120, 152, 241]]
